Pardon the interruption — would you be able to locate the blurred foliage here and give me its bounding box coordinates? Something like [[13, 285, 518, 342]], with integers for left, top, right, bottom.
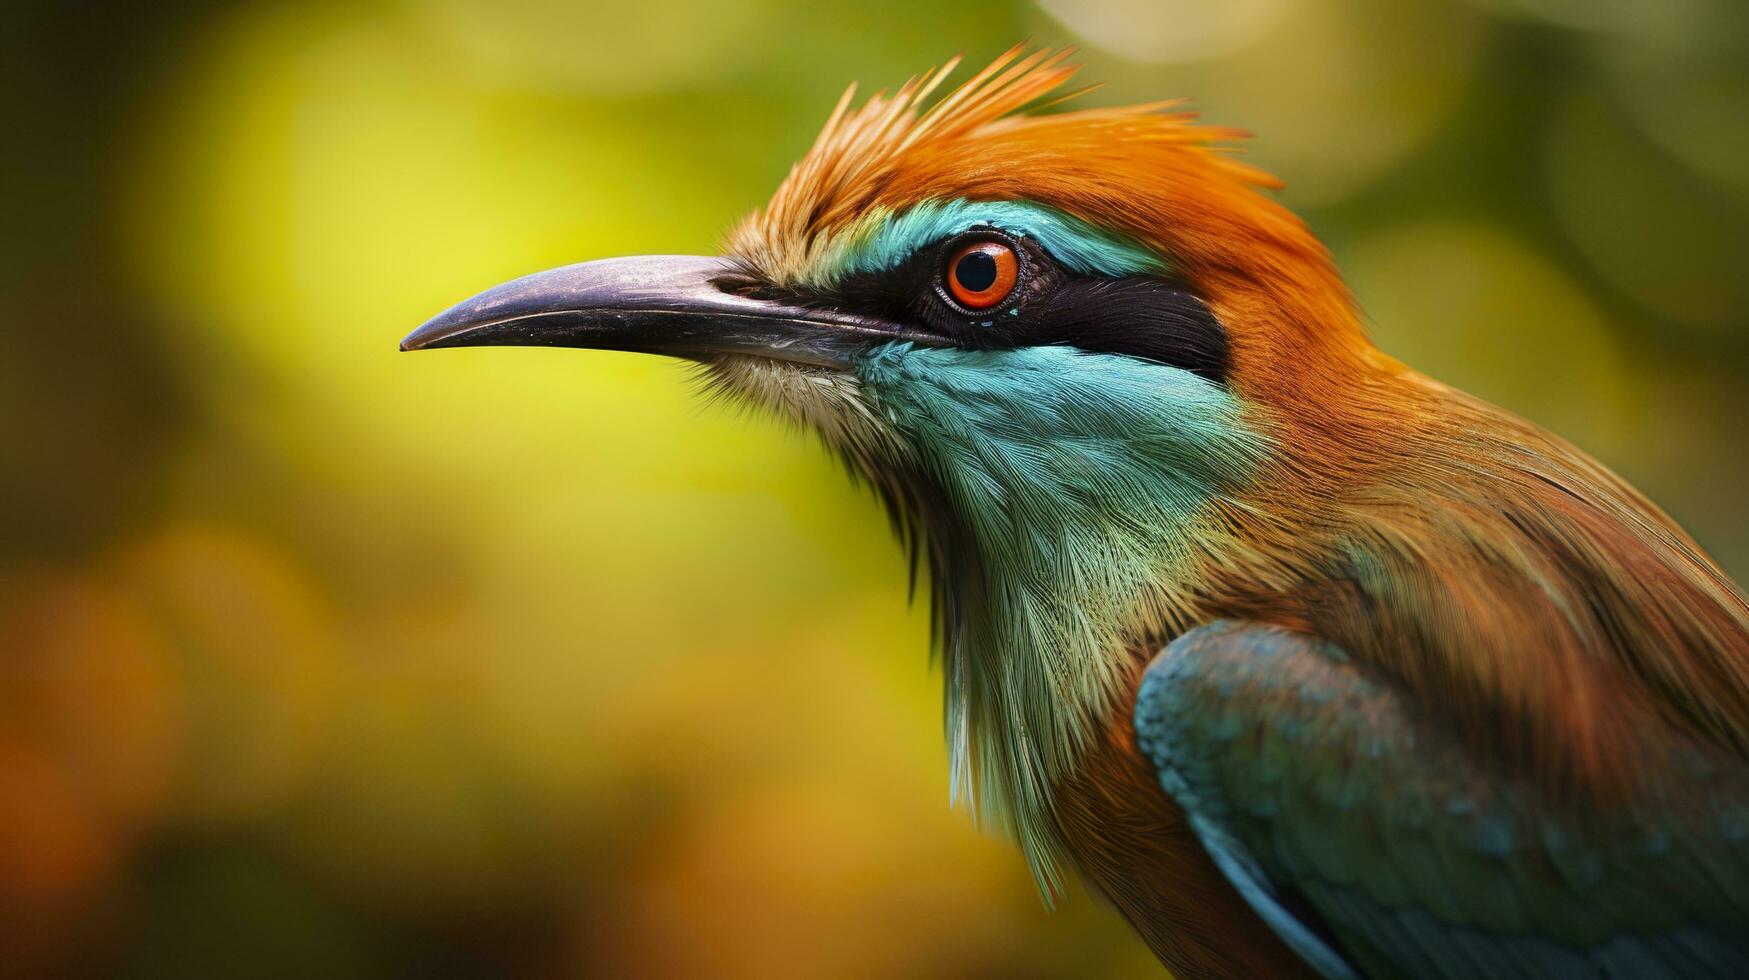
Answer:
[[4, 0, 1748, 976]]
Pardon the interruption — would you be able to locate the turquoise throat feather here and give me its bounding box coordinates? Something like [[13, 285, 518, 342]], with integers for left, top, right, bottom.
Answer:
[[856, 342, 1268, 888]]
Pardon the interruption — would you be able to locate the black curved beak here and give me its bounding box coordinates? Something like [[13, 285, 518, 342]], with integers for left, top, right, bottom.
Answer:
[[400, 255, 922, 369]]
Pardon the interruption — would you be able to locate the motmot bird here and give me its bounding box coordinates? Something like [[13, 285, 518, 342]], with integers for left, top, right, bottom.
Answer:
[[402, 48, 1749, 979]]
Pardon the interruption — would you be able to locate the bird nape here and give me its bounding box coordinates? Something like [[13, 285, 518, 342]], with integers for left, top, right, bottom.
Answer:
[[402, 47, 1749, 980]]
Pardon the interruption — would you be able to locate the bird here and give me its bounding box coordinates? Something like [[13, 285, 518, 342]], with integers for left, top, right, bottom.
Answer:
[[401, 47, 1749, 980]]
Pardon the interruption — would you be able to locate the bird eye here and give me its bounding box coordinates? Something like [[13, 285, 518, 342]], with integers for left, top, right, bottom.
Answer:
[[944, 240, 1019, 310]]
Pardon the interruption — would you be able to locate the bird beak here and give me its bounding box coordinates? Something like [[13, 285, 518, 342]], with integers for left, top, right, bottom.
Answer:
[[400, 254, 919, 369]]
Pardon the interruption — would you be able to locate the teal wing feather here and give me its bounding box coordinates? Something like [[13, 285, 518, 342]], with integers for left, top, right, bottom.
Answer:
[[1134, 621, 1749, 980]]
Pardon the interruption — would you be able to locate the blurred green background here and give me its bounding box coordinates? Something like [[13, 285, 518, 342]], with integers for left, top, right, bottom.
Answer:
[[5, 0, 1748, 976]]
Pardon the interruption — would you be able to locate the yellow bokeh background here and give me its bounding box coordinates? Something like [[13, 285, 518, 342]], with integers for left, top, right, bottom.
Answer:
[[6, 0, 1748, 976]]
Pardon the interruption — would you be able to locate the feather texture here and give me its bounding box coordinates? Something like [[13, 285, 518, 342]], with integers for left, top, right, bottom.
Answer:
[[1136, 622, 1749, 979]]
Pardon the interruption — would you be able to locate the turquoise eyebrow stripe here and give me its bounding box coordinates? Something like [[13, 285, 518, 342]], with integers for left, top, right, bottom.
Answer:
[[838, 199, 1167, 281]]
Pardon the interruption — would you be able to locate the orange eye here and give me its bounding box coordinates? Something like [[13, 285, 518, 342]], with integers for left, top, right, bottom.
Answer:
[[945, 240, 1019, 310]]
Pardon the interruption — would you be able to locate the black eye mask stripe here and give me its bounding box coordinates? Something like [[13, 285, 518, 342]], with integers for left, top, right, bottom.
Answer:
[[1009, 277, 1229, 384], [750, 232, 1232, 386]]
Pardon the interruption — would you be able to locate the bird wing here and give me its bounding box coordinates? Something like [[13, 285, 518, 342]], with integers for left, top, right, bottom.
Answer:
[[1133, 620, 1749, 980]]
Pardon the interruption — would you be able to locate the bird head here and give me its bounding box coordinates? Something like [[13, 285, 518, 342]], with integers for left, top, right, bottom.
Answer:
[[402, 48, 1377, 885]]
